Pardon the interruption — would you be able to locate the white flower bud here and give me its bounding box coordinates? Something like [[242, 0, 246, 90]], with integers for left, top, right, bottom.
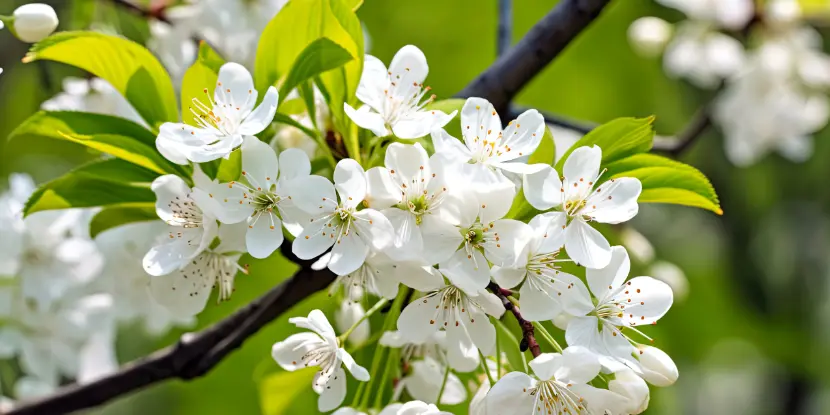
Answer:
[[609, 368, 650, 414], [13, 3, 59, 43], [636, 345, 679, 386], [628, 17, 672, 57]]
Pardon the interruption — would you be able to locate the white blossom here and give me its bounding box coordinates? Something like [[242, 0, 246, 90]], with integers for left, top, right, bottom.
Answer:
[[628, 17, 673, 57], [398, 357, 467, 406], [345, 45, 456, 138], [272, 309, 369, 412], [633, 345, 678, 387], [193, 136, 311, 258], [432, 97, 545, 222], [523, 146, 642, 268], [485, 348, 628, 414], [289, 158, 394, 276], [12, 3, 58, 43], [327, 252, 433, 301], [335, 300, 369, 346], [608, 368, 651, 414], [156, 62, 278, 164]]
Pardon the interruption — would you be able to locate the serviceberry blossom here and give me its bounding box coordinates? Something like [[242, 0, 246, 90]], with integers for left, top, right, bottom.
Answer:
[[289, 158, 394, 276], [149, 220, 248, 317], [365, 142, 467, 261], [156, 62, 279, 163], [143, 174, 218, 277], [491, 212, 586, 322], [328, 252, 438, 301], [523, 145, 642, 268], [397, 271, 505, 364], [272, 310, 370, 412], [432, 97, 545, 222], [193, 136, 311, 258], [486, 347, 627, 415], [559, 246, 674, 378], [344, 45, 456, 138]]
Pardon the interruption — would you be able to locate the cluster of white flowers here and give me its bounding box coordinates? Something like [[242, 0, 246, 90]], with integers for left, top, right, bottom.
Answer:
[[628, 0, 830, 166], [0, 174, 191, 403], [120, 43, 681, 413]]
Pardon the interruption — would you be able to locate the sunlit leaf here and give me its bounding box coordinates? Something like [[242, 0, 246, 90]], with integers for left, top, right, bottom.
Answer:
[[89, 204, 158, 238], [181, 42, 226, 128], [555, 117, 654, 171]]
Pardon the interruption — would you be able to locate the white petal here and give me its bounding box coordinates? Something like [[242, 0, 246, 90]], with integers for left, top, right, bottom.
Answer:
[[271, 332, 325, 371], [156, 123, 213, 165], [388, 45, 429, 87], [403, 358, 444, 404], [522, 164, 563, 211], [142, 228, 208, 276], [317, 366, 347, 412], [431, 129, 472, 162], [564, 219, 612, 269], [292, 215, 335, 260], [565, 315, 602, 350], [608, 367, 651, 414], [562, 145, 602, 202], [485, 372, 536, 414], [614, 277, 674, 326], [353, 208, 395, 251], [586, 245, 631, 301], [241, 135, 278, 188], [440, 373, 468, 405], [460, 98, 501, 149], [555, 271, 597, 316], [556, 346, 601, 384], [365, 167, 400, 209], [445, 328, 480, 373], [490, 161, 547, 174], [441, 249, 491, 295], [397, 293, 441, 343], [344, 104, 389, 137], [528, 211, 567, 254], [215, 63, 257, 112], [191, 183, 254, 225], [475, 177, 516, 224], [286, 175, 337, 215], [385, 142, 430, 184], [528, 353, 562, 381], [278, 148, 311, 181], [246, 212, 284, 259], [187, 135, 243, 163], [356, 54, 389, 112], [495, 108, 546, 162], [328, 230, 370, 276], [290, 309, 337, 339], [583, 178, 641, 224], [151, 174, 192, 223], [420, 214, 465, 265], [383, 208, 423, 256], [570, 383, 630, 414], [518, 276, 563, 322], [334, 158, 367, 209], [148, 259, 213, 318], [490, 266, 526, 290], [463, 306, 496, 355], [393, 110, 453, 139], [338, 348, 370, 381], [635, 345, 678, 386], [239, 87, 278, 135], [482, 219, 532, 267], [384, 261, 444, 293]]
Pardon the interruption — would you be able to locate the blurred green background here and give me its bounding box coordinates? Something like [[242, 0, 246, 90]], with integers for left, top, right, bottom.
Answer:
[[2, 0, 830, 413]]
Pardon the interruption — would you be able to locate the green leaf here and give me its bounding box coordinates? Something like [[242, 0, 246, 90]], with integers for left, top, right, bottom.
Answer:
[[24, 31, 178, 128], [89, 204, 158, 238], [279, 38, 354, 105], [258, 369, 316, 415], [24, 159, 157, 216], [255, 0, 363, 107], [216, 148, 243, 182], [9, 111, 188, 176], [605, 154, 722, 215], [529, 124, 555, 165], [555, 117, 654, 172], [181, 42, 226, 127]]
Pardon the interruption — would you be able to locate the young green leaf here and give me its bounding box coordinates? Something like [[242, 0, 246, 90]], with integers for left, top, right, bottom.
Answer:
[[9, 111, 189, 177], [605, 153, 722, 215], [278, 38, 354, 105], [89, 204, 158, 238], [24, 31, 178, 128], [24, 159, 157, 216], [555, 117, 654, 171]]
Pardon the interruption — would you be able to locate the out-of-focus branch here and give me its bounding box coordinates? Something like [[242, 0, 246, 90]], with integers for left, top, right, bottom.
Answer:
[[7, 242, 336, 415], [509, 104, 714, 157], [107, 0, 171, 24], [457, 0, 613, 115], [497, 0, 513, 57], [487, 282, 541, 358]]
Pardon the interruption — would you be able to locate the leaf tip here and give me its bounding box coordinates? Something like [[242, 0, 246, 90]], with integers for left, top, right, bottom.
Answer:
[[21, 53, 35, 64], [715, 207, 723, 215]]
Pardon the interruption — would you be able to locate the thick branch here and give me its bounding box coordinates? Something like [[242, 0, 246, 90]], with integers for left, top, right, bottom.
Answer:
[[487, 282, 541, 358], [457, 0, 612, 114], [7, 242, 336, 415]]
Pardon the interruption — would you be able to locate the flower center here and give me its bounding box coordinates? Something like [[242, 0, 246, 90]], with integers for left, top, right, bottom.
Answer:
[[189, 86, 254, 136], [166, 194, 204, 229], [330, 263, 373, 301], [427, 286, 480, 328], [528, 379, 587, 414], [382, 69, 435, 125]]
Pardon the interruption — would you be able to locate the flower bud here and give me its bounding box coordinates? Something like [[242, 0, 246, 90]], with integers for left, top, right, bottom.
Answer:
[[609, 368, 650, 414], [12, 3, 59, 43], [335, 300, 369, 346], [636, 345, 679, 386], [628, 17, 672, 57]]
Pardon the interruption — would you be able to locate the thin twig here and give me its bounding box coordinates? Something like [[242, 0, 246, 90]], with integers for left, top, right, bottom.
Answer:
[[497, 0, 513, 57], [457, 0, 613, 115], [487, 282, 541, 358], [107, 0, 171, 24]]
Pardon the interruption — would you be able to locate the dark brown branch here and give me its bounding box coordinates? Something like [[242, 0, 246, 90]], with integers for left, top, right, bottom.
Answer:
[[509, 105, 713, 157], [7, 242, 336, 415], [488, 282, 541, 358], [457, 0, 613, 115], [107, 0, 171, 24]]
